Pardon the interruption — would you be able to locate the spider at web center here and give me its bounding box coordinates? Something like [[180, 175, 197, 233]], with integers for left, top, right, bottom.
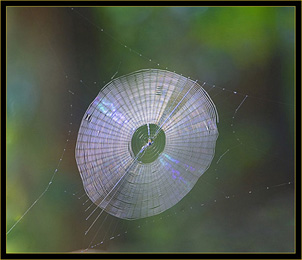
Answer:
[[130, 123, 166, 164]]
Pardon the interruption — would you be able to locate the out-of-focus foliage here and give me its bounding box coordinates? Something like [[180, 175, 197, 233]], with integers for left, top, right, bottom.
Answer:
[[6, 6, 295, 253]]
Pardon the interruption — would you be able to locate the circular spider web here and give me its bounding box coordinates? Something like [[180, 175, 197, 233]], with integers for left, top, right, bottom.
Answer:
[[75, 69, 219, 220]]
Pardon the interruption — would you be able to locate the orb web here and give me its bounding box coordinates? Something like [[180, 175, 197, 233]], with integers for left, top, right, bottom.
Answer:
[[6, 6, 295, 253], [75, 69, 219, 220]]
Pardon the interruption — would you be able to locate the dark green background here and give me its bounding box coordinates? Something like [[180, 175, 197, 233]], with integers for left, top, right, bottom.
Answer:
[[7, 6, 295, 253]]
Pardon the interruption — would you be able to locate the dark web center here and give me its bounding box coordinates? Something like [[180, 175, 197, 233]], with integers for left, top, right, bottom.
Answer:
[[131, 123, 166, 164]]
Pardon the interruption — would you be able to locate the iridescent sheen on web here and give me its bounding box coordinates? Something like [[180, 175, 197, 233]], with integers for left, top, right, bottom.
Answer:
[[75, 69, 219, 220]]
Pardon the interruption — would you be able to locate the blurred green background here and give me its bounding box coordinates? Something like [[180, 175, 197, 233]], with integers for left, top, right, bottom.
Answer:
[[6, 6, 295, 253]]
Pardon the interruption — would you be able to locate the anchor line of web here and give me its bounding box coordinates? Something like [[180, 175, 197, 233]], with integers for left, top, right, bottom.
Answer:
[[71, 6, 294, 109], [5, 7, 295, 255], [233, 95, 248, 118], [84, 213, 110, 251], [6, 89, 74, 236]]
